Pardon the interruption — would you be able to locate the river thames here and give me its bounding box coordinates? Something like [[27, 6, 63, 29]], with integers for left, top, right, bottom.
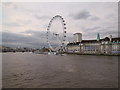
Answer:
[[2, 52, 118, 88]]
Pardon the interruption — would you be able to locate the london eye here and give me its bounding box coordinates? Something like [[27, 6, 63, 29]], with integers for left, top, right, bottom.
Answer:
[[46, 15, 67, 54]]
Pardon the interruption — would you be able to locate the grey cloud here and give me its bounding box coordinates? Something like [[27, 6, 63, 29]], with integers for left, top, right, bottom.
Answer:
[[82, 26, 118, 40], [34, 15, 50, 20], [23, 30, 72, 43], [3, 2, 13, 6], [22, 30, 46, 38], [2, 31, 47, 48], [2, 31, 36, 43], [2, 30, 73, 48], [3, 2, 18, 10], [4, 22, 22, 27], [83, 26, 101, 31], [89, 16, 100, 21], [72, 10, 91, 20], [101, 30, 118, 37], [66, 33, 73, 43], [118, 2, 120, 37], [71, 10, 100, 21]]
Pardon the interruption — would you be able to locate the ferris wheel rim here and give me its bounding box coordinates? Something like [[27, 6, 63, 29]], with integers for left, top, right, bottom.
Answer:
[[46, 15, 67, 50]]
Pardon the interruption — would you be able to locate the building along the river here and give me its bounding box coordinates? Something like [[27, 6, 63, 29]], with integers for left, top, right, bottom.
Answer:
[[66, 33, 120, 55]]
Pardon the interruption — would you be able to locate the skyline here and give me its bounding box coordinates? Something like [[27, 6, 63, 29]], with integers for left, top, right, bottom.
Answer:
[[2, 2, 118, 48]]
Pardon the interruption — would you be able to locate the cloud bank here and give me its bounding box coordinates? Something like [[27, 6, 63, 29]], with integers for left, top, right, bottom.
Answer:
[[2, 2, 118, 48]]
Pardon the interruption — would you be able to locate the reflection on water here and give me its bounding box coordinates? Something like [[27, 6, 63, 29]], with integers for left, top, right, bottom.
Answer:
[[0, 53, 2, 89], [2, 52, 118, 88]]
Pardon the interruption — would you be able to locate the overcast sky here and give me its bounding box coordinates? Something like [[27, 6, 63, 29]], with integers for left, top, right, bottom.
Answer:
[[2, 2, 118, 48]]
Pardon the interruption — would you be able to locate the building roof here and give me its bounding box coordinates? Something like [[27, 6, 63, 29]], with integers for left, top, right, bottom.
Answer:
[[112, 37, 120, 41], [67, 37, 120, 46], [73, 33, 82, 35]]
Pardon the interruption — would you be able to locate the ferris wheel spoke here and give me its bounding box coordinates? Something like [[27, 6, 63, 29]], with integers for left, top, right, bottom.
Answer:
[[46, 15, 67, 53]]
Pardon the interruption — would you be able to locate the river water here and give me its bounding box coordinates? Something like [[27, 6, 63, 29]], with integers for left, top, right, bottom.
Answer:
[[2, 52, 118, 88]]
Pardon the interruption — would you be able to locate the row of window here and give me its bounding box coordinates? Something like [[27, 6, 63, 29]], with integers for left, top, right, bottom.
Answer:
[[67, 45, 120, 51]]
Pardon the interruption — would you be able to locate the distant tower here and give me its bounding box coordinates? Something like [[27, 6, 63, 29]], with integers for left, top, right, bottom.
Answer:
[[97, 33, 100, 41], [109, 35, 112, 42], [73, 33, 82, 42]]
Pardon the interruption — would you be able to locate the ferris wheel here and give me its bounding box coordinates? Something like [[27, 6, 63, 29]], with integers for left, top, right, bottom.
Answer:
[[46, 15, 67, 54]]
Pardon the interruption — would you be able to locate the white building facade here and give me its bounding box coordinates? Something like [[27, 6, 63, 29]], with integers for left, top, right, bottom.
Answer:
[[73, 33, 82, 43], [66, 34, 120, 55]]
